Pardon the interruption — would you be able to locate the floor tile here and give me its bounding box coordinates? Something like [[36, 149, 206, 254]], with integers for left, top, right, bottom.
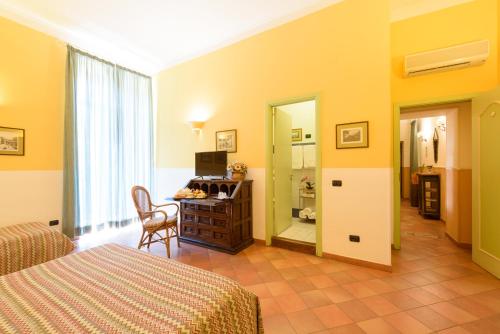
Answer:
[[402, 287, 443, 305], [341, 282, 377, 299], [307, 274, 336, 289], [360, 295, 401, 316], [260, 297, 282, 317], [337, 299, 377, 322], [441, 275, 500, 296], [288, 276, 318, 293], [384, 312, 432, 334], [450, 296, 496, 319], [429, 301, 478, 324], [266, 281, 295, 297], [245, 283, 272, 299], [357, 317, 400, 334], [381, 291, 423, 310], [437, 326, 470, 334], [286, 309, 325, 334], [408, 306, 456, 331], [315, 323, 365, 334], [299, 289, 332, 308], [312, 304, 353, 328], [321, 286, 355, 303], [262, 314, 296, 334], [275, 293, 307, 314], [421, 284, 460, 301], [363, 279, 395, 294], [460, 317, 500, 334]]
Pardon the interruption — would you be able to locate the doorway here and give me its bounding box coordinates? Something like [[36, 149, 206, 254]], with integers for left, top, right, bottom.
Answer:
[[395, 101, 472, 251], [265, 97, 322, 255]]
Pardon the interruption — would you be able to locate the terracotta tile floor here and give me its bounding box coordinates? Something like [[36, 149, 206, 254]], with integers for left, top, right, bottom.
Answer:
[[76, 201, 500, 333]]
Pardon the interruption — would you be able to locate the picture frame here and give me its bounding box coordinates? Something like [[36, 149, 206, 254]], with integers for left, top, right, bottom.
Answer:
[[291, 128, 302, 142], [336, 121, 369, 149], [0, 126, 25, 156], [216, 129, 237, 153]]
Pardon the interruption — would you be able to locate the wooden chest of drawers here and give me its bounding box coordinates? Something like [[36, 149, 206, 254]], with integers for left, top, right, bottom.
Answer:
[[179, 179, 253, 254]]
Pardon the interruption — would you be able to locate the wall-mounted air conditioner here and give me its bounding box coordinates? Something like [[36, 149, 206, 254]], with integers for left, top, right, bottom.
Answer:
[[404, 40, 489, 77]]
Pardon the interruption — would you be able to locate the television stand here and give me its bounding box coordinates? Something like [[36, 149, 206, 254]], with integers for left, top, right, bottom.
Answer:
[[177, 178, 253, 254]]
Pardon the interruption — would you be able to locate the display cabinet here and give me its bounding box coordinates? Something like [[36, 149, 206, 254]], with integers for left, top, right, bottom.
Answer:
[[417, 173, 441, 219]]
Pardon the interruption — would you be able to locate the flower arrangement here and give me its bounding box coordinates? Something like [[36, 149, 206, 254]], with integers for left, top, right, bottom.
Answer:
[[227, 161, 248, 174], [300, 176, 315, 191]]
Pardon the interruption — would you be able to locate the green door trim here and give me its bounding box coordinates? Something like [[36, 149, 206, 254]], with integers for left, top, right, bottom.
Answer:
[[265, 94, 323, 256], [392, 93, 476, 250]]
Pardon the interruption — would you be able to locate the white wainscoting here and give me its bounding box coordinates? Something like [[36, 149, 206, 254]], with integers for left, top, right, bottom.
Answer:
[[0, 170, 63, 229], [0, 168, 393, 266], [322, 168, 393, 266]]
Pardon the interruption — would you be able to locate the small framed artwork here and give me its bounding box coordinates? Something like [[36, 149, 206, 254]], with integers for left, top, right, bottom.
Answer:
[[0, 126, 25, 156], [291, 128, 302, 142], [336, 121, 369, 149], [216, 129, 237, 153]]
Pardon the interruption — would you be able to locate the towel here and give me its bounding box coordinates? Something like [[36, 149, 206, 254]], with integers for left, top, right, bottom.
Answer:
[[303, 145, 316, 168], [300, 208, 313, 218], [292, 146, 303, 169]]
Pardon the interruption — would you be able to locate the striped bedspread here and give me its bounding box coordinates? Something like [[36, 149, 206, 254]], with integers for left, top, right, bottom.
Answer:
[[0, 222, 75, 276], [0, 244, 263, 334]]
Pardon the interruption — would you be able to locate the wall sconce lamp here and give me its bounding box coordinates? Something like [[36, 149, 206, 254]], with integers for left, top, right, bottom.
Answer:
[[436, 117, 447, 132], [417, 131, 427, 142], [190, 121, 205, 132]]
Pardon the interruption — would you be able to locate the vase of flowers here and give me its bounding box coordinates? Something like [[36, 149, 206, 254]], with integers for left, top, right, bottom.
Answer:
[[227, 161, 248, 181], [300, 176, 315, 193]]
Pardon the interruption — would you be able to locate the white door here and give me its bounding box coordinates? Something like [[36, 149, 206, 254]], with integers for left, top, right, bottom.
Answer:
[[273, 107, 293, 235]]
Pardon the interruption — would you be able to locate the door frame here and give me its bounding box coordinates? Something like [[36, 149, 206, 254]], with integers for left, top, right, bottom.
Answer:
[[392, 93, 475, 250], [265, 94, 323, 256]]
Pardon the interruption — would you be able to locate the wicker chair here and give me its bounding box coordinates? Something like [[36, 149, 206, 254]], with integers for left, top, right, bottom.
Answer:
[[131, 185, 180, 258]]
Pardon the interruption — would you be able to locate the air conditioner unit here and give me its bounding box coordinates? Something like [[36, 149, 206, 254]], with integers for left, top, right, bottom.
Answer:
[[404, 40, 489, 77]]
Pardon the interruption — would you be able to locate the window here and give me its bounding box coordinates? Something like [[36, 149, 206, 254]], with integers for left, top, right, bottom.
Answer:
[[64, 47, 154, 237]]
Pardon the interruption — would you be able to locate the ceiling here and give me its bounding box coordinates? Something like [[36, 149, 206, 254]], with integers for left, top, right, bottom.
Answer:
[[0, 0, 474, 75], [390, 0, 473, 22]]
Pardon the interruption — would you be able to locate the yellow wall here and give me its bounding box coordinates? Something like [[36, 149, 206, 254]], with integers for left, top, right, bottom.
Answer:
[[157, 0, 393, 266], [0, 16, 66, 170], [391, 0, 498, 103], [157, 0, 391, 169], [0, 17, 66, 228]]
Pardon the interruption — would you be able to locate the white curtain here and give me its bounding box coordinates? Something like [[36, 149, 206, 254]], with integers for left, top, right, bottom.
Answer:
[[67, 47, 154, 236]]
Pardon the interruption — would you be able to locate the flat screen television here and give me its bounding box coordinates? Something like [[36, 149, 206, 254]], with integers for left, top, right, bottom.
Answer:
[[195, 151, 227, 177]]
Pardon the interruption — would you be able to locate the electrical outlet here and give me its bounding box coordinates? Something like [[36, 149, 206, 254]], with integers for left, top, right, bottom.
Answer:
[[49, 220, 59, 226], [349, 235, 360, 242], [305, 134, 312, 139], [332, 180, 342, 187]]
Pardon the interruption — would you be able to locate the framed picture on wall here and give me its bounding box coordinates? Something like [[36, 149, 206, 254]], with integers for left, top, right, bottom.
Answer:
[[336, 121, 369, 149], [0, 126, 25, 156], [216, 129, 237, 153], [291, 128, 302, 142]]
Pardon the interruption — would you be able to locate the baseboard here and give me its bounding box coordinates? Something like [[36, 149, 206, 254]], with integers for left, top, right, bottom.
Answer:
[[271, 236, 316, 255], [445, 233, 472, 250], [253, 238, 266, 246], [322, 252, 392, 272]]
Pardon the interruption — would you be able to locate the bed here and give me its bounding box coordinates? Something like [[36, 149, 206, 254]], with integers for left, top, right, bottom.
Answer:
[[0, 222, 75, 276], [0, 243, 263, 333]]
